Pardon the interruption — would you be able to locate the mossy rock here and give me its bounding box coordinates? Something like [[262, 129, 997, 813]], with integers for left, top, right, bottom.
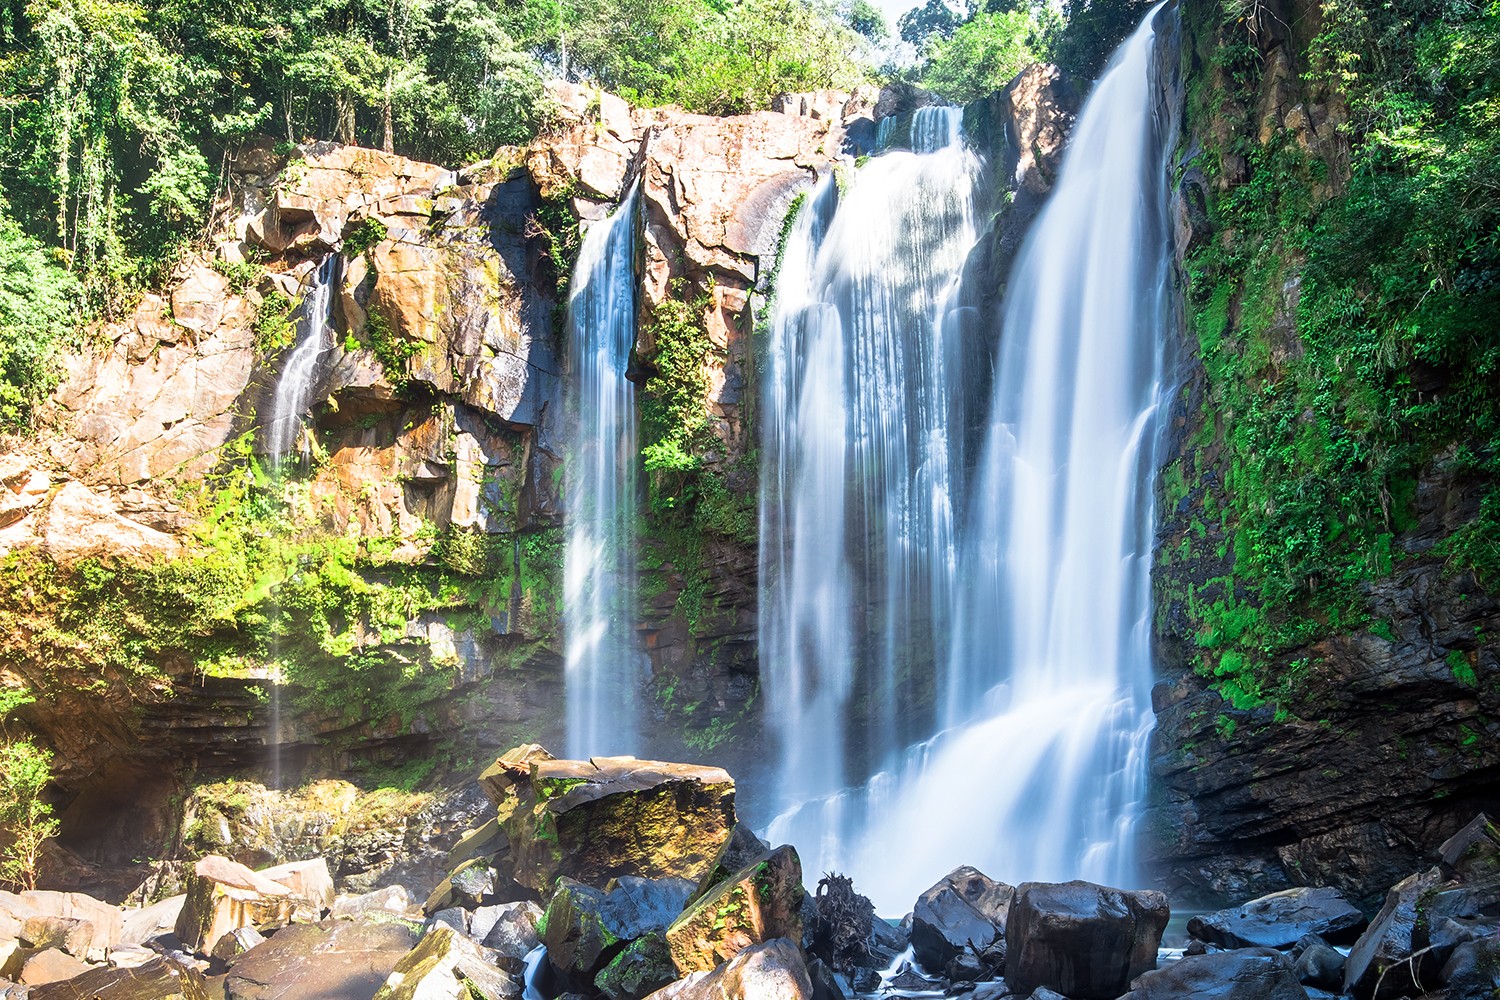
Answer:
[[665, 845, 805, 975]]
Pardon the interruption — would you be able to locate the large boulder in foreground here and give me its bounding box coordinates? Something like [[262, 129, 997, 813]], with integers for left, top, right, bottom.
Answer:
[[496, 751, 737, 893], [909, 866, 1012, 974], [541, 875, 695, 988], [1120, 948, 1307, 1000], [666, 846, 805, 974], [1004, 881, 1169, 1000], [222, 918, 419, 999], [28, 956, 207, 999], [1188, 886, 1366, 949], [647, 938, 812, 1000], [374, 925, 522, 1000], [173, 855, 295, 953]]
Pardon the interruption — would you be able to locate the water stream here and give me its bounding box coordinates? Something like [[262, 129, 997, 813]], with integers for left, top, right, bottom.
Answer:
[[563, 183, 645, 759], [763, 9, 1176, 912]]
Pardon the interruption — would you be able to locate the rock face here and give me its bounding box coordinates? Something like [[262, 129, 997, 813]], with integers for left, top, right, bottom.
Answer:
[[1187, 887, 1366, 949], [1120, 948, 1308, 1000], [665, 846, 805, 974], [1004, 881, 1170, 1000]]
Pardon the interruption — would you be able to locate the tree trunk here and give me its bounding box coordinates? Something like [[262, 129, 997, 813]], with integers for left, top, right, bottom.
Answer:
[[382, 72, 394, 153]]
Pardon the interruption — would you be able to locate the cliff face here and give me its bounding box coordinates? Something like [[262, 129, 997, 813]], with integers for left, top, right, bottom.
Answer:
[[1145, 0, 1500, 906]]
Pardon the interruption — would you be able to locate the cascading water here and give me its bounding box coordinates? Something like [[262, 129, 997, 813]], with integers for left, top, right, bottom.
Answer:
[[564, 183, 644, 759], [263, 252, 340, 791], [763, 7, 1176, 914], [268, 254, 340, 466], [760, 107, 981, 844]]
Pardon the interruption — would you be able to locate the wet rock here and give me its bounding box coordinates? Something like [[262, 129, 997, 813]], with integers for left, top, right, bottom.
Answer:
[[646, 938, 812, 1000], [1292, 936, 1344, 990], [174, 855, 296, 954], [28, 956, 209, 999], [1120, 948, 1307, 1000], [666, 845, 805, 974], [18, 948, 90, 986], [687, 824, 770, 906], [596, 933, 677, 1000], [910, 866, 1012, 974], [503, 754, 737, 893], [224, 918, 419, 999], [471, 901, 543, 958], [1343, 867, 1442, 998], [1188, 887, 1366, 949], [1005, 881, 1169, 1000], [805, 957, 847, 1000], [373, 925, 522, 1000], [540, 880, 619, 988]]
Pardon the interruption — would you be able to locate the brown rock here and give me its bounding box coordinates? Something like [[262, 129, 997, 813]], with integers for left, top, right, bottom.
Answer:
[[17, 890, 122, 951], [174, 855, 296, 954], [665, 846, 805, 974], [19, 948, 91, 986], [224, 918, 420, 1000], [38, 481, 182, 564], [28, 955, 210, 999], [259, 858, 335, 917], [646, 938, 812, 1000], [21, 915, 95, 956], [170, 263, 233, 335]]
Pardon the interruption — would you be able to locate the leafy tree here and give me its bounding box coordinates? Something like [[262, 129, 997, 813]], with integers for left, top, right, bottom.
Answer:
[[897, 0, 964, 47], [921, 8, 1039, 102], [844, 0, 888, 40], [1050, 0, 1155, 80], [0, 215, 79, 429], [0, 688, 58, 892]]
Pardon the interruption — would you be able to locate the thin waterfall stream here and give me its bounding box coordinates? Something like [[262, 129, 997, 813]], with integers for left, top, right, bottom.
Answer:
[[563, 183, 644, 759], [763, 10, 1176, 913]]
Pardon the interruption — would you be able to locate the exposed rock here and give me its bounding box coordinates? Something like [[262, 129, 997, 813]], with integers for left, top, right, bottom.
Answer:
[[18, 948, 90, 986], [121, 894, 186, 949], [1292, 936, 1345, 990], [28, 955, 209, 999], [471, 900, 542, 959], [211, 926, 267, 962], [645, 938, 812, 1000], [373, 925, 522, 1000], [1439, 813, 1500, 882], [1004, 881, 1169, 1000], [1442, 938, 1500, 1000], [223, 918, 419, 1000], [259, 858, 335, 916], [174, 855, 295, 954], [542, 876, 693, 988], [909, 866, 1012, 974], [1120, 948, 1308, 1000], [1342, 868, 1442, 998], [38, 482, 183, 564], [20, 915, 94, 957], [687, 824, 770, 907], [14, 891, 122, 951], [1187, 887, 1366, 949], [596, 933, 678, 1000], [504, 754, 737, 893], [665, 845, 805, 974], [331, 885, 416, 920]]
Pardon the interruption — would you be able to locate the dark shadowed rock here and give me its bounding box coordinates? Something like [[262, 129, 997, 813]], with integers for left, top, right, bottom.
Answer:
[[1291, 936, 1344, 990], [1343, 868, 1441, 999], [910, 866, 1012, 973], [646, 938, 812, 1000], [28, 956, 210, 999], [1005, 881, 1169, 1000], [1438, 813, 1500, 882], [1120, 948, 1308, 1000], [1442, 938, 1500, 1000], [806, 957, 848, 1000], [1187, 887, 1366, 949], [473, 900, 543, 959], [666, 846, 805, 974], [596, 933, 678, 1000]]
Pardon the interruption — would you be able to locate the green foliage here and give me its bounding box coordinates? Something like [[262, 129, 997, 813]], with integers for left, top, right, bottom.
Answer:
[[254, 291, 296, 355], [212, 254, 264, 294], [365, 308, 421, 391], [0, 215, 79, 428], [1168, 0, 1500, 707], [0, 689, 58, 891], [921, 9, 1041, 103], [1051, 0, 1156, 79], [343, 217, 389, 258]]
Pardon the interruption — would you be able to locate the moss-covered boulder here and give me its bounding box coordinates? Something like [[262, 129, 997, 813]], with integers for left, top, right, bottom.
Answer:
[[373, 925, 521, 1000], [646, 938, 812, 1000], [665, 846, 805, 974], [596, 933, 678, 1000], [499, 751, 736, 893], [541, 876, 696, 989]]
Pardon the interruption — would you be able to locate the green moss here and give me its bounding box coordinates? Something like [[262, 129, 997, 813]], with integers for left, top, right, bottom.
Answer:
[[253, 291, 295, 354], [343, 217, 389, 258], [1447, 649, 1478, 688], [363, 308, 421, 391]]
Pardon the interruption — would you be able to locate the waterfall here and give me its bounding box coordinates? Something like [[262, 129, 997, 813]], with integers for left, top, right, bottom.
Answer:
[[268, 254, 340, 465], [564, 183, 644, 759], [763, 7, 1175, 915], [760, 113, 980, 834]]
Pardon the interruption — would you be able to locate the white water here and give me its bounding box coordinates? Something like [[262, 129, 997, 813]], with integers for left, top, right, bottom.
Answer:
[[760, 108, 979, 825], [268, 254, 339, 465], [764, 9, 1175, 914], [564, 183, 644, 759]]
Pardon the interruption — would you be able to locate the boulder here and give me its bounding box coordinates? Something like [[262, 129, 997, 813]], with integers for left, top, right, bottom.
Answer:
[[471, 900, 542, 959], [173, 855, 296, 953], [503, 754, 737, 893], [687, 824, 771, 906], [21, 915, 95, 956], [331, 885, 416, 920], [1343, 867, 1441, 999], [259, 858, 335, 916], [16, 890, 122, 951], [542, 876, 691, 988], [0, 894, 37, 943], [39, 481, 184, 564], [596, 933, 678, 1000], [1442, 938, 1500, 1000], [28, 955, 209, 999], [1120, 948, 1308, 1000], [1292, 936, 1345, 990], [121, 894, 187, 948], [373, 925, 522, 1000], [211, 925, 266, 962], [666, 845, 805, 974], [424, 858, 497, 913], [19, 948, 91, 986], [1438, 813, 1500, 882], [223, 918, 420, 1000], [1188, 887, 1366, 949], [909, 866, 1012, 974], [448, 817, 505, 869], [645, 938, 812, 1000], [1004, 881, 1170, 1000]]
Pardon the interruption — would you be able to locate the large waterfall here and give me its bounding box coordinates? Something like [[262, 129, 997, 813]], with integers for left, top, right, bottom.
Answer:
[[762, 9, 1175, 913], [564, 184, 644, 759], [268, 254, 340, 465]]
